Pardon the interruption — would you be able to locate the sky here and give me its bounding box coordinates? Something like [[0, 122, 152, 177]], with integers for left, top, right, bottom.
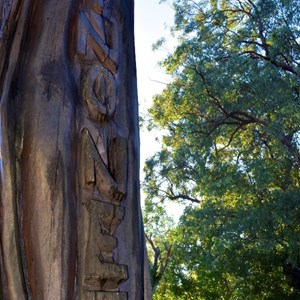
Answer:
[[135, 0, 175, 162], [134, 1, 184, 219]]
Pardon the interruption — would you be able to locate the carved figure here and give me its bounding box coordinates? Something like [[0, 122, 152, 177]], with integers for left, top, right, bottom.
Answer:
[[73, 2, 130, 298]]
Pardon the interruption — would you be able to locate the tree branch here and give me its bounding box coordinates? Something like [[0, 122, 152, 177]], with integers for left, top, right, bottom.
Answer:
[[242, 50, 299, 76], [166, 193, 201, 203], [145, 233, 173, 292]]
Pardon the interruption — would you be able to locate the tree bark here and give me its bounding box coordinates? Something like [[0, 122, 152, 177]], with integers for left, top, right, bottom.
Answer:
[[0, 0, 150, 299]]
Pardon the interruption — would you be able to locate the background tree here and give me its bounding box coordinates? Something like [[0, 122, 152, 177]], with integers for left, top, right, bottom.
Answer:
[[144, 0, 300, 298], [143, 199, 173, 294]]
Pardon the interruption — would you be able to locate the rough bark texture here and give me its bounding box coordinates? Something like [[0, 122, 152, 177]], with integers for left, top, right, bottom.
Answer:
[[0, 0, 150, 299]]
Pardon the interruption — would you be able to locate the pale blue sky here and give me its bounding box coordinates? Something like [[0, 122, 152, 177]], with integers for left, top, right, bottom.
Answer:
[[135, 1, 184, 219], [135, 0, 175, 161]]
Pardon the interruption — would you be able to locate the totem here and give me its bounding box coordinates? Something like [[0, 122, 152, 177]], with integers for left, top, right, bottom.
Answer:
[[0, 0, 149, 299]]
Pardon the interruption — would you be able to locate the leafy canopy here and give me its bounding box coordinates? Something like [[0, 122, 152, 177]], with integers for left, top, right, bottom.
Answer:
[[143, 0, 300, 299]]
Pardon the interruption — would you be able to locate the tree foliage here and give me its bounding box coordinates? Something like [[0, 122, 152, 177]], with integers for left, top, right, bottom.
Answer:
[[144, 0, 300, 298], [143, 199, 174, 293]]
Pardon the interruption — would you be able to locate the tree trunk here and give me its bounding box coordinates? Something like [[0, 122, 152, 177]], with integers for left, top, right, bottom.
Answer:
[[0, 0, 150, 299]]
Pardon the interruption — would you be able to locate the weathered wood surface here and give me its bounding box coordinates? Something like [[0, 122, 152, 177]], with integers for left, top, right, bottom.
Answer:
[[0, 0, 150, 299]]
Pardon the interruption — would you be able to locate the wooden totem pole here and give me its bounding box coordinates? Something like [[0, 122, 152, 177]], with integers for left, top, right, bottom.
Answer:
[[0, 0, 149, 299]]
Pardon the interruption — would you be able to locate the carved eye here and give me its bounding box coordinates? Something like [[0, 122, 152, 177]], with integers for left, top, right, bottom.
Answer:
[[92, 72, 116, 110], [84, 67, 116, 122], [93, 74, 107, 105]]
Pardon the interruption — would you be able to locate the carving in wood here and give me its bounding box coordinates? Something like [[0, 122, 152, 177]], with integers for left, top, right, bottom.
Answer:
[[80, 129, 128, 298], [74, 1, 129, 299]]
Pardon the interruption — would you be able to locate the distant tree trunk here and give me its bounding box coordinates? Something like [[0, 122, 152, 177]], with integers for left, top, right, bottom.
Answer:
[[0, 1, 150, 299]]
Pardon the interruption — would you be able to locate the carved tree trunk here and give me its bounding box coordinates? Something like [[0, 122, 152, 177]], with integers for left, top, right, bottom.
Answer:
[[0, 1, 150, 299]]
